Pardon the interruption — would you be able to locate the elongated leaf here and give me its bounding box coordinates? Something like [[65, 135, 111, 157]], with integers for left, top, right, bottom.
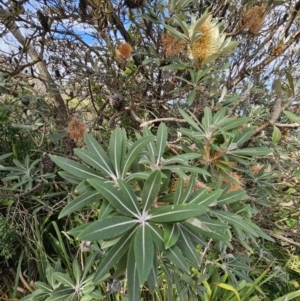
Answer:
[[162, 153, 200, 165], [59, 191, 101, 218], [51, 156, 103, 180], [78, 216, 138, 241], [52, 273, 74, 287], [93, 230, 135, 282], [173, 177, 184, 205], [188, 189, 221, 206], [98, 200, 113, 219], [57, 171, 82, 184], [233, 127, 253, 146], [177, 226, 200, 267], [221, 117, 251, 131], [273, 290, 300, 301], [272, 126, 282, 144], [67, 224, 90, 238], [142, 170, 161, 211], [88, 179, 138, 217], [180, 174, 196, 204], [148, 223, 189, 274], [164, 224, 180, 249], [82, 254, 97, 281], [72, 259, 81, 285], [164, 165, 210, 176], [127, 243, 140, 301], [218, 190, 248, 206], [122, 136, 153, 178], [156, 123, 168, 166], [147, 251, 158, 294], [134, 224, 154, 284], [149, 204, 207, 223], [109, 128, 126, 178], [202, 107, 213, 131], [75, 180, 95, 193], [228, 147, 271, 156], [283, 110, 300, 123], [74, 149, 116, 179], [179, 108, 202, 132], [117, 180, 140, 215], [34, 282, 52, 292]]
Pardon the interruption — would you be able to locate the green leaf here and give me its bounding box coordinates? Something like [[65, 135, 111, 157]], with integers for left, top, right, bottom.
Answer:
[[51, 156, 103, 180], [149, 204, 207, 223], [202, 107, 213, 131], [217, 190, 248, 206], [72, 259, 81, 285], [147, 252, 158, 294], [173, 177, 184, 205], [121, 136, 153, 178], [109, 128, 126, 178], [127, 243, 140, 301], [286, 71, 294, 94], [149, 224, 189, 274], [162, 24, 188, 41], [88, 179, 138, 217], [59, 191, 101, 218], [93, 230, 135, 282], [228, 147, 271, 156], [162, 153, 200, 165], [67, 224, 89, 239], [164, 165, 210, 177], [82, 254, 97, 281], [156, 123, 168, 166], [134, 224, 154, 284], [52, 273, 75, 287], [221, 117, 251, 131], [57, 171, 82, 184], [74, 149, 116, 179], [233, 127, 253, 146], [274, 78, 282, 98], [177, 226, 200, 267], [189, 188, 221, 206], [179, 108, 203, 132], [273, 290, 300, 301], [164, 224, 180, 249], [272, 126, 282, 144], [142, 170, 161, 211], [34, 282, 52, 292], [187, 89, 197, 106], [117, 180, 140, 215], [283, 110, 300, 123], [78, 216, 138, 241]]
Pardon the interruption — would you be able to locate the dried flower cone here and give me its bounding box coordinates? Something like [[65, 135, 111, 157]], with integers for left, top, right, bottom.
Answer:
[[223, 172, 244, 192], [242, 5, 266, 34], [170, 176, 210, 193], [115, 43, 133, 60], [190, 19, 220, 62], [67, 118, 86, 142], [162, 32, 185, 57], [271, 44, 285, 56]]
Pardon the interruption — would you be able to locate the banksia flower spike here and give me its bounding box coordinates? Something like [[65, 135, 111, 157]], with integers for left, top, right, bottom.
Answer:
[[241, 5, 267, 34], [41, 152, 54, 173], [190, 17, 220, 63], [115, 43, 133, 60], [162, 32, 185, 57], [67, 118, 86, 142]]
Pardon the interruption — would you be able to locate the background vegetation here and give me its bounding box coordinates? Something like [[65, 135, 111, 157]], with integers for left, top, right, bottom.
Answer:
[[0, 0, 300, 300]]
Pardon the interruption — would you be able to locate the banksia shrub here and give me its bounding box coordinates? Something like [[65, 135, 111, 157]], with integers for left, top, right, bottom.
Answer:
[[124, 0, 144, 9], [190, 18, 220, 62], [67, 118, 86, 142], [241, 5, 266, 34], [161, 32, 185, 57], [115, 43, 133, 60]]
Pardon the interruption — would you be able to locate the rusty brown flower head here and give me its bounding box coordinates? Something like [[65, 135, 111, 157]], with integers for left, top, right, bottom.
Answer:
[[115, 43, 133, 60], [67, 118, 86, 142]]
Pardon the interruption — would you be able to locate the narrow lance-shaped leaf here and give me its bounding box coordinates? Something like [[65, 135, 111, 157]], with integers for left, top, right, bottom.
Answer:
[[228, 147, 271, 156], [88, 179, 138, 217], [149, 204, 207, 223], [142, 170, 161, 211], [52, 272, 74, 288], [117, 179, 140, 215], [121, 136, 153, 179], [109, 128, 126, 179], [156, 123, 168, 167], [147, 250, 158, 294], [164, 224, 180, 249], [59, 191, 101, 219], [50, 156, 103, 180], [84, 132, 116, 175], [78, 216, 138, 241], [75, 149, 116, 179], [134, 224, 154, 284], [72, 259, 81, 285], [93, 230, 135, 283], [127, 242, 140, 301]]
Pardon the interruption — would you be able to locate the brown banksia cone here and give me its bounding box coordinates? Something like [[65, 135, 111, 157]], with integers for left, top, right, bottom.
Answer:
[[271, 43, 285, 56], [223, 172, 244, 192], [170, 176, 210, 193], [124, 0, 144, 9], [115, 43, 133, 60], [241, 5, 266, 34], [161, 32, 185, 57], [67, 118, 86, 142], [190, 18, 220, 63], [41, 152, 54, 173]]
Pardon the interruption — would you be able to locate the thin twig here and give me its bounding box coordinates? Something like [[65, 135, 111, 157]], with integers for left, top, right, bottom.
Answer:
[[140, 117, 186, 128]]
